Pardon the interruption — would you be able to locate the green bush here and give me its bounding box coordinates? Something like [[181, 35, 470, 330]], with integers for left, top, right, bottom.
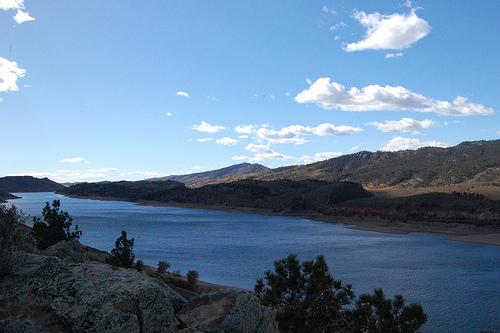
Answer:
[[157, 260, 170, 274], [32, 200, 81, 250], [186, 270, 199, 290], [256, 254, 427, 333], [0, 205, 23, 274], [106, 230, 135, 268]]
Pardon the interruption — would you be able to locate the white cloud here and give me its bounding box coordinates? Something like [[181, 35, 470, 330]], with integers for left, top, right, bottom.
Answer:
[[176, 91, 190, 98], [232, 151, 292, 163], [351, 145, 360, 151], [245, 143, 273, 153], [295, 77, 495, 116], [381, 136, 448, 151], [234, 124, 257, 135], [13, 9, 34, 23], [216, 137, 239, 146], [345, 9, 430, 52], [0, 57, 25, 92], [191, 165, 206, 171], [0, 0, 23, 10], [299, 152, 343, 164], [385, 52, 403, 58], [255, 123, 363, 144], [191, 121, 225, 133], [369, 117, 435, 133], [60, 157, 87, 164], [196, 138, 214, 142], [0, 0, 35, 24], [233, 144, 293, 162], [165, 112, 172, 117], [270, 94, 276, 100], [234, 123, 362, 145]]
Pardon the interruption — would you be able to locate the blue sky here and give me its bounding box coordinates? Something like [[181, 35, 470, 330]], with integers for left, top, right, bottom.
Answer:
[[0, 0, 498, 182]]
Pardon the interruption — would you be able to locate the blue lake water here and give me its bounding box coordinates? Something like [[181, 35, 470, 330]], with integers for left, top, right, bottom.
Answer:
[[6, 192, 500, 332]]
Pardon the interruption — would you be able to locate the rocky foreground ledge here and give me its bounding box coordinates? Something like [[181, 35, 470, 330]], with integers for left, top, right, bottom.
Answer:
[[0, 227, 278, 333]]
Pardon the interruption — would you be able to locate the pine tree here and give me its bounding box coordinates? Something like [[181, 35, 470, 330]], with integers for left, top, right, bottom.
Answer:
[[106, 230, 135, 268]]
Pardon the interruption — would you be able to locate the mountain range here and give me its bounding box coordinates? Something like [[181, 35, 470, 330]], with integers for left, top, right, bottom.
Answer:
[[0, 176, 64, 193], [183, 140, 500, 197], [148, 163, 269, 186], [1, 139, 499, 199]]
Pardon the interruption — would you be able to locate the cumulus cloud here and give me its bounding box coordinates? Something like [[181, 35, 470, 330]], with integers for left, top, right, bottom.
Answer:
[[233, 144, 295, 162], [165, 112, 172, 117], [60, 157, 87, 164], [0, 0, 35, 24], [0, 0, 23, 10], [176, 91, 190, 98], [13, 9, 34, 23], [216, 137, 239, 146], [191, 121, 225, 133], [295, 77, 495, 116], [299, 152, 343, 164], [0, 57, 25, 92], [369, 117, 435, 133], [258, 123, 362, 144], [235, 122, 362, 145], [381, 136, 448, 151], [345, 9, 430, 52], [235, 125, 256, 135], [245, 143, 273, 153]]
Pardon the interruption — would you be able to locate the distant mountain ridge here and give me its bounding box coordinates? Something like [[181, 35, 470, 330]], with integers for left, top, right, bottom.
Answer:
[[148, 162, 269, 186], [203, 140, 500, 189], [0, 176, 65, 193]]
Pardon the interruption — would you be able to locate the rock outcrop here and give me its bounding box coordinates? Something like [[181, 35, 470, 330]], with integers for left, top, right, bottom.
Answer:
[[0, 224, 279, 333], [177, 290, 278, 332]]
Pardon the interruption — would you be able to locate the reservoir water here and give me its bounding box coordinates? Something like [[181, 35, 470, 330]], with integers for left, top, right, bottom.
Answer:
[[7, 192, 500, 332]]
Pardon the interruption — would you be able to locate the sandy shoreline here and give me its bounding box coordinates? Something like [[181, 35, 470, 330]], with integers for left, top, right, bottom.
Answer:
[[51, 193, 500, 247]]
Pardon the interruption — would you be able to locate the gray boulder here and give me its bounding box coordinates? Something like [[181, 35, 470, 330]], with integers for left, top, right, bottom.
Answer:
[[42, 240, 87, 263], [0, 252, 185, 333], [177, 290, 279, 333]]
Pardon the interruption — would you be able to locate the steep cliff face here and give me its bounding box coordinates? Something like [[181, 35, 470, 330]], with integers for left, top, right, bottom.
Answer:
[[0, 225, 279, 333]]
